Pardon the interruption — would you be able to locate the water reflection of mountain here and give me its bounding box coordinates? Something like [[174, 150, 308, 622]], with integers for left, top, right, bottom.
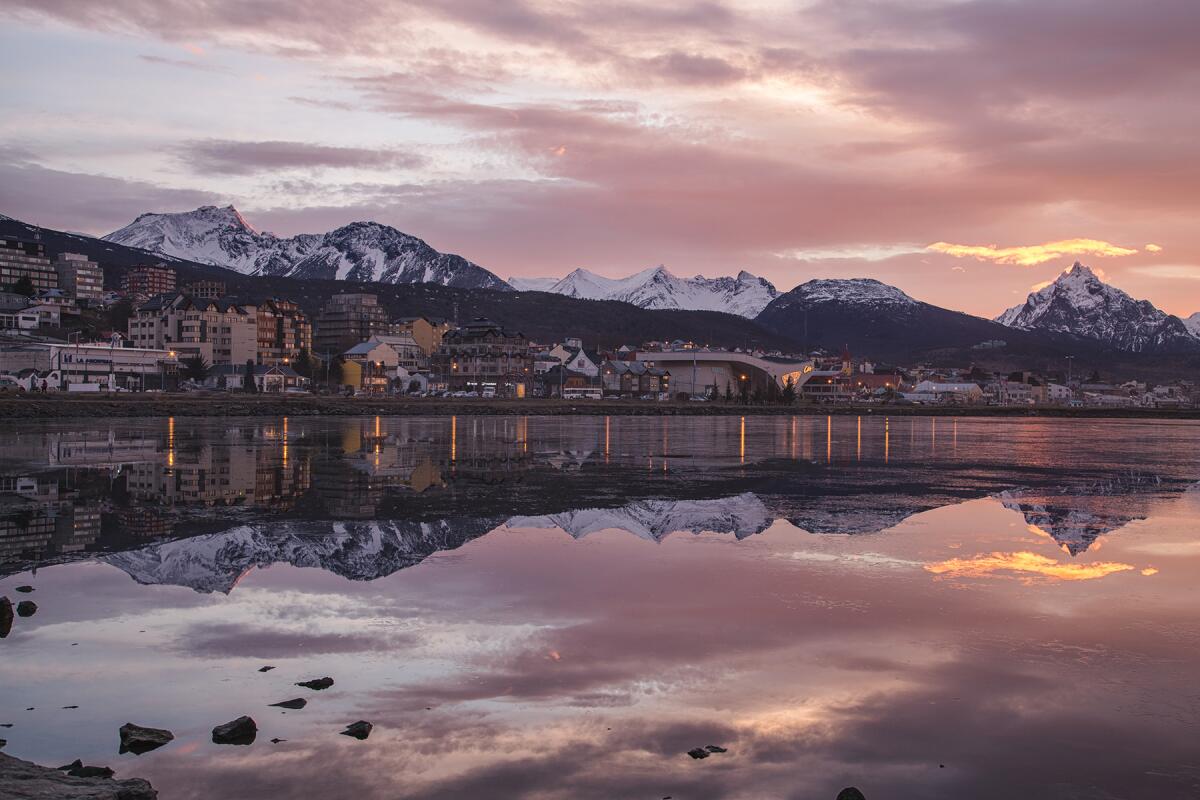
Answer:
[[508, 492, 771, 541], [997, 473, 1178, 555], [102, 518, 505, 594]]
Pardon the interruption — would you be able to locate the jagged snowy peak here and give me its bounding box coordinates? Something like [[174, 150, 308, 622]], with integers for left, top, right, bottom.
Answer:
[[996, 473, 1176, 555], [103, 205, 510, 290], [995, 262, 1199, 353], [508, 266, 778, 318], [101, 516, 503, 594], [1184, 312, 1200, 338], [507, 493, 771, 541]]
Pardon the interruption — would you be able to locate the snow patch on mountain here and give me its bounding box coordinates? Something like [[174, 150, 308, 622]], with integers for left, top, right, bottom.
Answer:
[[103, 205, 510, 290], [996, 262, 1198, 352], [508, 266, 778, 318]]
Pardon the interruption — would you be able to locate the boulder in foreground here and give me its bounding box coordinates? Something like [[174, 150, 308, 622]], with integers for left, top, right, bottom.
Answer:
[[211, 716, 257, 745], [295, 677, 334, 691], [836, 789, 867, 800], [0, 752, 156, 799], [119, 723, 174, 755]]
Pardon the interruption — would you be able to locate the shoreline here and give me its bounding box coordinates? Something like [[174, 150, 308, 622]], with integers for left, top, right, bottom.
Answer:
[[1, 395, 1198, 421]]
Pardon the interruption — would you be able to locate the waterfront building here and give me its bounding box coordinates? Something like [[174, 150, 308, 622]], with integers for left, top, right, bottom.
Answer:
[[52, 253, 104, 302], [0, 340, 179, 391], [128, 293, 257, 365], [430, 317, 532, 397]]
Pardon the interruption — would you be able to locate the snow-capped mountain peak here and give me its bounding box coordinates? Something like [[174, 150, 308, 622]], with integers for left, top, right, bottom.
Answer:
[[507, 265, 778, 317], [104, 206, 510, 290], [790, 277, 918, 307], [1182, 312, 1200, 338], [995, 262, 1199, 353]]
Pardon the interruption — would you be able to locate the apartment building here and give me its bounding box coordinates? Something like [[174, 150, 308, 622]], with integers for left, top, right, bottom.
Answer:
[[128, 294, 257, 365], [52, 253, 104, 302], [430, 317, 533, 397], [122, 264, 177, 298], [256, 298, 313, 365], [0, 237, 58, 293], [389, 316, 452, 356], [313, 293, 389, 355], [183, 280, 227, 300]]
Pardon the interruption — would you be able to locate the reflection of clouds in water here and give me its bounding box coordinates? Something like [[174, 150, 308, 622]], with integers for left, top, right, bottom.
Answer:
[[924, 550, 1139, 581]]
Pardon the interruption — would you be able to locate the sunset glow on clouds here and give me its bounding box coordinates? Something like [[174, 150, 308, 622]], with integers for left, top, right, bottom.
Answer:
[[1, 0, 1199, 316], [927, 239, 1140, 267]]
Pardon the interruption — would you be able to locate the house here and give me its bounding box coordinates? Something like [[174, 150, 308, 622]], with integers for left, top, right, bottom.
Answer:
[[563, 348, 602, 377], [204, 364, 305, 392], [537, 365, 602, 398], [342, 339, 401, 393], [600, 360, 670, 398]]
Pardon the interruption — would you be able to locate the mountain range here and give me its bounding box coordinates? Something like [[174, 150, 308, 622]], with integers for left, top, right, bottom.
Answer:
[[104, 205, 510, 290], [509, 266, 778, 318]]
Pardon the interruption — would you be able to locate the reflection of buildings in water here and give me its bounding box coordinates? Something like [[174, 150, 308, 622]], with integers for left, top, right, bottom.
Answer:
[[47, 431, 161, 468], [115, 506, 174, 539], [0, 479, 101, 566], [126, 443, 310, 509]]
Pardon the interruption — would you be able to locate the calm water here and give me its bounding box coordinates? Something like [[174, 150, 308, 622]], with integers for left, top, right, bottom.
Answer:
[[1, 415, 1198, 799]]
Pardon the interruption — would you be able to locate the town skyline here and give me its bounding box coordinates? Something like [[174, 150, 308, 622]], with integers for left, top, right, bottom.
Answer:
[[3, 1, 1199, 317]]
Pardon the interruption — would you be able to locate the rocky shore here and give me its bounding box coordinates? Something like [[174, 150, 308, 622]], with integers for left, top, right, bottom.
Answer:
[[0, 752, 156, 799], [1, 394, 1197, 421]]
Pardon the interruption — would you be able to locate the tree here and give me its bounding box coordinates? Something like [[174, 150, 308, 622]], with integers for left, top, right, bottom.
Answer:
[[781, 376, 796, 405], [328, 356, 344, 387], [107, 299, 133, 336], [243, 359, 258, 393], [738, 376, 751, 404], [293, 349, 313, 379], [766, 378, 780, 404], [181, 355, 211, 383], [9, 276, 35, 297], [724, 382, 733, 403]]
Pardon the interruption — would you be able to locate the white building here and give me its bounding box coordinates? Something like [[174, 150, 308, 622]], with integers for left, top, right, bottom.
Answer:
[[909, 381, 984, 404], [0, 339, 178, 391]]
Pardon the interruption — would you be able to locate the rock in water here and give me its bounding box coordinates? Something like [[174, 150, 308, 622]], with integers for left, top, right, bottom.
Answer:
[[295, 677, 334, 690], [257, 665, 275, 672], [119, 723, 175, 755], [16, 600, 37, 617], [269, 698, 307, 710], [15, 586, 33, 593], [0, 597, 12, 638], [836, 789, 867, 800], [3, 752, 157, 799], [340, 721, 373, 740], [687, 748, 710, 760], [211, 716, 257, 745], [704, 745, 727, 753]]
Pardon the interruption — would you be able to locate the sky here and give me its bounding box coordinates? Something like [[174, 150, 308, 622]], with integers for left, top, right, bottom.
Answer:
[[1, 0, 1198, 318]]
